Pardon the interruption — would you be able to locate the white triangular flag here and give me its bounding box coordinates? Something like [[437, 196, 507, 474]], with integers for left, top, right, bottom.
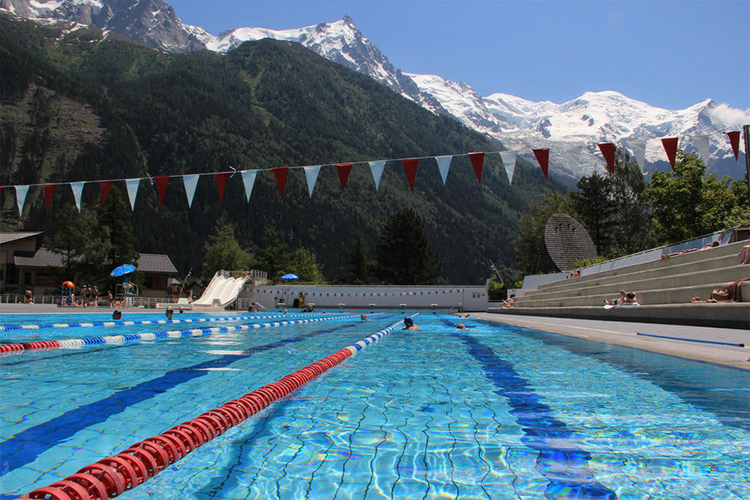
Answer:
[[563, 144, 583, 166], [70, 182, 85, 212], [303, 166, 321, 197], [499, 151, 518, 185], [369, 160, 386, 190], [240, 170, 257, 202], [692, 135, 710, 166], [627, 141, 648, 173], [435, 155, 452, 185], [182, 174, 199, 207], [15, 185, 29, 216], [125, 178, 140, 211]]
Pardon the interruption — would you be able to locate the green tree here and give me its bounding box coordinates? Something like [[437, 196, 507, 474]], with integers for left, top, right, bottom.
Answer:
[[374, 208, 441, 285], [644, 150, 746, 244], [514, 190, 572, 275], [342, 230, 371, 284], [44, 204, 101, 284], [98, 187, 139, 272], [258, 228, 289, 282], [606, 150, 654, 254], [287, 247, 325, 283], [570, 172, 614, 254], [202, 218, 255, 282]]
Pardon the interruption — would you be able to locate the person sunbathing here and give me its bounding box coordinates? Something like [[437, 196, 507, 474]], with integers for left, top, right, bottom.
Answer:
[[605, 290, 638, 306]]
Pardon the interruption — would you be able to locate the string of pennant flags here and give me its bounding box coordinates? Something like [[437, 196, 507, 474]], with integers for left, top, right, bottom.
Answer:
[[0, 130, 743, 216]]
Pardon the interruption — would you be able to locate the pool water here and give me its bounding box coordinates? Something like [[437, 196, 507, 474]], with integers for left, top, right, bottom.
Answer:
[[1, 311, 748, 499]]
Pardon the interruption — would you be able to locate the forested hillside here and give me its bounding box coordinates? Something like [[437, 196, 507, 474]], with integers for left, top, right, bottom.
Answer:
[[0, 15, 563, 284]]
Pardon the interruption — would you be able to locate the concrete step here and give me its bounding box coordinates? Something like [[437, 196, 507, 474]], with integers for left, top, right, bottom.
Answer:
[[515, 277, 750, 308], [518, 265, 750, 305], [487, 302, 750, 330], [537, 239, 749, 294]]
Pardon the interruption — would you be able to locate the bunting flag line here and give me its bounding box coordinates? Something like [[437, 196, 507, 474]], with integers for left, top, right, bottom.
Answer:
[[402, 158, 419, 191], [182, 174, 199, 208], [626, 141, 648, 173], [726, 131, 740, 161], [435, 155, 452, 185], [214, 172, 230, 204], [303, 166, 321, 197], [533, 149, 550, 179], [692, 135, 710, 166], [499, 151, 517, 185], [336, 163, 353, 191], [0, 128, 745, 217], [43, 184, 56, 212], [70, 182, 84, 212], [661, 137, 679, 170], [99, 181, 112, 205], [468, 152, 485, 183], [241, 170, 257, 201], [15, 185, 29, 216], [155, 176, 169, 205], [125, 178, 140, 210], [369, 160, 386, 190], [597, 143, 617, 173], [273, 166, 289, 197]]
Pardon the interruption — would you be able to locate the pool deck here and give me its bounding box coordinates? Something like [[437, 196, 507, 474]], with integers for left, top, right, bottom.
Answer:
[[472, 313, 750, 371], [1, 304, 747, 370]]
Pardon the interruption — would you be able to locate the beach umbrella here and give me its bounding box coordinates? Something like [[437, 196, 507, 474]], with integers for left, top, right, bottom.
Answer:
[[280, 274, 299, 280], [110, 264, 137, 277], [62, 281, 75, 288]]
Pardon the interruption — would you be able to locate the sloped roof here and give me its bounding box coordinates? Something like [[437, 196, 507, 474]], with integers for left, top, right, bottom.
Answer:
[[136, 253, 178, 274], [0, 232, 44, 245], [14, 249, 178, 275]]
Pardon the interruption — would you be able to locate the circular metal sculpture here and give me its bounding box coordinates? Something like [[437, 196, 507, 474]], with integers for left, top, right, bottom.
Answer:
[[540, 213, 597, 272]]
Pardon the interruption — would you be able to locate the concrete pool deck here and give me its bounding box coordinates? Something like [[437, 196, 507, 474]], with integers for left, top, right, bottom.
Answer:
[[471, 312, 750, 371], [1, 304, 747, 370]]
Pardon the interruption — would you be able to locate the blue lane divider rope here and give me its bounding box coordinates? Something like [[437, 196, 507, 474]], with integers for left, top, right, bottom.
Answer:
[[0, 312, 332, 331], [7, 314, 359, 354], [636, 332, 746, 347]]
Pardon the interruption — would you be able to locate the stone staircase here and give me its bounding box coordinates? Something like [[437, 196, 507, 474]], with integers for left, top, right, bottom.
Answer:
[[490, 239, 750, 329]]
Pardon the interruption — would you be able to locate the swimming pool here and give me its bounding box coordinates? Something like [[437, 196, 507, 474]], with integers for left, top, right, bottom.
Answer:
[[1, 311, 748, 499]]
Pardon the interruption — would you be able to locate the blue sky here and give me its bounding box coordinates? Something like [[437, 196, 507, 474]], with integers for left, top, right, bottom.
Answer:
[[168, 0, 750, 111]]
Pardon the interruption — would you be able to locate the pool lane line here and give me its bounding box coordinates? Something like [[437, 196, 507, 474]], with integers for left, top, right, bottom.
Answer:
[[448, 321, 617, 500], [16, 319, 405, 500], [0, 312, 332, 331], [0, 314, 358, 356], [636, 332, 746, 347]]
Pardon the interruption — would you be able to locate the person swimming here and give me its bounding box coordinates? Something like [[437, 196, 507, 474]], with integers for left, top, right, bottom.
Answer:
[[402, 317, 420, 330]]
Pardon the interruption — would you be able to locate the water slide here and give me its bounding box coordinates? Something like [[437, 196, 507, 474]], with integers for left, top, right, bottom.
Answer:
[[192, 272, 250, 309]]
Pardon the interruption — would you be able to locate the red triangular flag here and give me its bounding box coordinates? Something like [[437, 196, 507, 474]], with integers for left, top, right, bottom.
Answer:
[[336, 163, 353, 191], [468, 152, 485, 183], [43, 184, 56, 212], [214, 172, 230, 204], [99, 181, 112, 205], [154, 176, 169, 205], [661, 137, 679, 170], [726, 131, 740, 161], [273, 167, 289, 197], [402, 158, 419, 191], [597, 143, 617, 173], [533, 149, 550, 179]]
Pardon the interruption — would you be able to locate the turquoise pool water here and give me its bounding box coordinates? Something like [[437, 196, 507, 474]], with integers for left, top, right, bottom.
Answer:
[[1, 311, 748, 499]]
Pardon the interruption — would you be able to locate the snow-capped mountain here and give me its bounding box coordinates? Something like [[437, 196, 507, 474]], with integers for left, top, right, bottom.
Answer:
[[0, 0, 211, 51], [4, 0, 748, 180]]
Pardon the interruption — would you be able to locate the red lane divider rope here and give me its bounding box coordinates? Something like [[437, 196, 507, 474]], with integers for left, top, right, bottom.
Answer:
[[18, 319, 405, 500]]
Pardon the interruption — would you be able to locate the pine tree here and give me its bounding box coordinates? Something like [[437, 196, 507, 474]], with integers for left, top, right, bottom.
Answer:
[[374, 208, 441, 285]]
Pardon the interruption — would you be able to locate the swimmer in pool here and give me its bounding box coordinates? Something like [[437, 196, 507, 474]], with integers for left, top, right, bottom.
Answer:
[[402, 317, 420, 330]]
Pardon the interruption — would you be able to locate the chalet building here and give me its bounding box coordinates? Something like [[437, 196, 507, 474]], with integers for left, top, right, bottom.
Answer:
[[1, 232, 178, 296]]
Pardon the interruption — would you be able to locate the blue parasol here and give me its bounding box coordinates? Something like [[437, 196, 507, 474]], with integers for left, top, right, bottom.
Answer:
[[280, 273, 299, 280], [110, 264, 136, 277]]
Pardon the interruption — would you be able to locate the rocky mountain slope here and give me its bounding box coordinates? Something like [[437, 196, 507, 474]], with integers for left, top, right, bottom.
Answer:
[[4, 0, 748, 182]]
